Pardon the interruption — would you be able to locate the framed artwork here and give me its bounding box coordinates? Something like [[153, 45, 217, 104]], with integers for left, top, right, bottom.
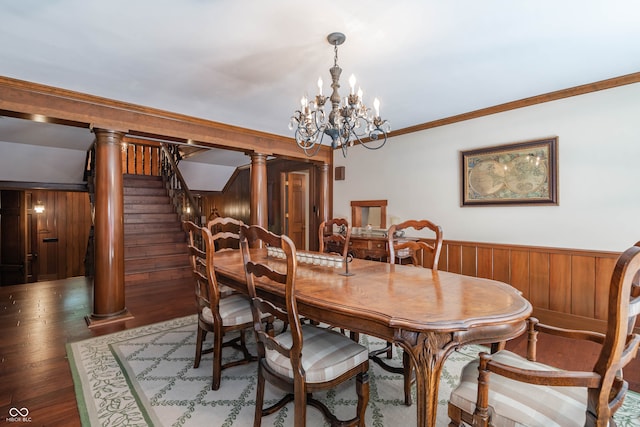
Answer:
[[461, 137, 558, 206]]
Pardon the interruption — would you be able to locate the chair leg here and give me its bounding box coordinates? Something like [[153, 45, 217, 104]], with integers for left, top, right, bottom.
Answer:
[[402, 351, 412, 406], [356, 371, 370, 427], [447, 403, 464, 427], [212, 331, 223, 390], [239, 329, 252, 362], [386, 341, 393, 359], [194, 326, 205, 369], [293, 385, 307, 427], [254, 364, 265, 427]]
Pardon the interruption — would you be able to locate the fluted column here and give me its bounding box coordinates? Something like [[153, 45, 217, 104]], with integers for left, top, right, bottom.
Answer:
[[250, 152, 268, 228], [86, 128, 132, 327], [318, 163, 330, 225]]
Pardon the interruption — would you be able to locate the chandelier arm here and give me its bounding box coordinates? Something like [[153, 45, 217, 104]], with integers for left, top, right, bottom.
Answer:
[[303, 129, 328, 157], [360, 133, 388, 150], [360, 124, 388, 150]]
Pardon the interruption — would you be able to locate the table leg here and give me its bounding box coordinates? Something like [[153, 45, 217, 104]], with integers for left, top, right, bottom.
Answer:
[[396, 330, 457, 427]]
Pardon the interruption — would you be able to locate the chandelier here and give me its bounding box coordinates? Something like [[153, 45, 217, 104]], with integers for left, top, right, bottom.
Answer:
[[289, 32, 390, 157]]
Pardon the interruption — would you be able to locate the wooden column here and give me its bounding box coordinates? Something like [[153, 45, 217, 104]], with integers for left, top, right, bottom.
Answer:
[[318, 163, 330, 224], [86, 129, 132, 327], [250, 152, 268, 228]]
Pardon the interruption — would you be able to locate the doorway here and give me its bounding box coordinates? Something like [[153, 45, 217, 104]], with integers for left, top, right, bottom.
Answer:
[[283, 171, 309, 250], [0, 190, 27, 285]]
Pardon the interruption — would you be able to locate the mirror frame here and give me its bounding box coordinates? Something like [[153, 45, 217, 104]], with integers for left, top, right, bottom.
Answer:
[[350, 199, 387, 228]]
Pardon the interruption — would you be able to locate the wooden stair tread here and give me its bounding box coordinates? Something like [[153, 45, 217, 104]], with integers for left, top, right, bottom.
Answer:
[[122, 174, 190, 287]]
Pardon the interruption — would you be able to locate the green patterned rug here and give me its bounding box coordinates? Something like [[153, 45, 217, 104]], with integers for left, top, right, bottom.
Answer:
[[67, 315, 640, 426]]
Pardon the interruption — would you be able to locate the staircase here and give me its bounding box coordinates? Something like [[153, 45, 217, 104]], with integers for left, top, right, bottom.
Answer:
[[123, 174, 191, 286]]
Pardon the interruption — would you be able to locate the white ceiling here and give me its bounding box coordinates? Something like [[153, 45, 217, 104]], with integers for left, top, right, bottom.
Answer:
[[1, 0, 640, 173]]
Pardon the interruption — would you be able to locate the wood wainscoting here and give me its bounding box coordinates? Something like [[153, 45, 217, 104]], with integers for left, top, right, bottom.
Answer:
[[433, 239, 630, 334]]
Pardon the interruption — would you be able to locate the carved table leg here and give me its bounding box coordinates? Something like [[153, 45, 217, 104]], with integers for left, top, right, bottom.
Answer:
[[396, 330, 457, 427]]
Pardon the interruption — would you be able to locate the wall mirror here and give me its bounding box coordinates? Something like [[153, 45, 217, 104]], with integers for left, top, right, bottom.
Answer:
[[351, 200, 387, 229]]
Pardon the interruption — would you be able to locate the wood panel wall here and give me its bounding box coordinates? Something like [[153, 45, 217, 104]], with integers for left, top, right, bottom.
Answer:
[[200, 158, 326, 250], [435, 239, 624, 333], [31, 190, 92, 280]]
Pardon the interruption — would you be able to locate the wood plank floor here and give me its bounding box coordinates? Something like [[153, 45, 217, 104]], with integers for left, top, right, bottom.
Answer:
[[0, 276, 195, 426], [1, 276, 638, 426]]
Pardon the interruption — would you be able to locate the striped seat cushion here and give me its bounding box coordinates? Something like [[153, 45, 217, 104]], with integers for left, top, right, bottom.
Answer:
[[265, 324, 368, 383], [202, 294, 254, 326], [449, 350, 592, 427], [219, 284, 235, 296]]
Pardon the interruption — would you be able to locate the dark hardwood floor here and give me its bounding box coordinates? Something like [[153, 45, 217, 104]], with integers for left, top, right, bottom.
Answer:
[[0, 276, 194, 426], [1, 277, 638, 426]]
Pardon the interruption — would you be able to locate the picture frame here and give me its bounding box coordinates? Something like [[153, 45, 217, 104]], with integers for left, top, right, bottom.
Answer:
[[461, 137, 558, 206]]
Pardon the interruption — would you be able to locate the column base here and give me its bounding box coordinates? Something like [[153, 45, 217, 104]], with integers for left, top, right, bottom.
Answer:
[[85, 309, 134, 328]]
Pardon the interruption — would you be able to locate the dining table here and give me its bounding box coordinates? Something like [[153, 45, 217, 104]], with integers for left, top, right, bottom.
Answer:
[[212, 248, 532, 427]]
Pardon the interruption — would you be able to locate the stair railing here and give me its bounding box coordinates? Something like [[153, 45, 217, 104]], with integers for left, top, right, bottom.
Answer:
[[159, 143, 203, 226]]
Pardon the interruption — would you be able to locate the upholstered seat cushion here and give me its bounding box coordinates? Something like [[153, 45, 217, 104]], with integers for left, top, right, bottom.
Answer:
[[219, 284, 235, 297], [265, 324, 368, 383], [202, 294, 254, 326], [449, 350, 590, 427]]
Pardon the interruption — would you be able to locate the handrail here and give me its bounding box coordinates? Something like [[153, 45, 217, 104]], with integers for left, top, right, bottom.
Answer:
[[159, 142, 203, 224]]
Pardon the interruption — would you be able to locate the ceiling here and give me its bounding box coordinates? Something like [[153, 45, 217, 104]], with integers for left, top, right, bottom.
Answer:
[[2, 0, 640, 173]]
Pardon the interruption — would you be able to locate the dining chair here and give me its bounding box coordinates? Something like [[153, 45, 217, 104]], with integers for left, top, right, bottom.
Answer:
[[318, 217, 352, 258], [369, 218, 443, 406], [239, 224, 370, 427], [184, 220, 261, 390], [448, 242, 640, 427], [206, 216, 246, 297], [207, 216, 244, 251]]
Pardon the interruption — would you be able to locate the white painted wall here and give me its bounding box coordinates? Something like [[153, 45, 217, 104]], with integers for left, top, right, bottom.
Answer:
[[179, 160, 237, 192], [0, 141, 88, 184], [333, 83, 640, 252]]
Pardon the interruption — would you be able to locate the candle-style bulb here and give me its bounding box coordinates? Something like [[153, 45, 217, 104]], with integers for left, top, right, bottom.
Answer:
[[357, 87, 363, 100], [317, 77, 323, 95], [301, 96, 307, 108], [373, 98, 380, 117], [349, 74, 356, 94]]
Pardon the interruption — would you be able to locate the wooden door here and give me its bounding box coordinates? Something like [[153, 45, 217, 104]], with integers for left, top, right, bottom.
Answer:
[[0, 190, 26, 285], [36, 191, 59, 281], [286, 172, 307, 250]]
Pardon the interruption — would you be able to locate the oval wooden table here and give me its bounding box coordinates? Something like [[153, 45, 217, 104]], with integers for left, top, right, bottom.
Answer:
[[212, 249, 532, 427]]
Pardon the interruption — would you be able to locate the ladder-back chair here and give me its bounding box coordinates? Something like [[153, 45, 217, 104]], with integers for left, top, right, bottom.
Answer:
[[184, 220, 258, 390], [370, 218, 443, 406], [240, 225, 370, 426], [318, 217, 352, 258]]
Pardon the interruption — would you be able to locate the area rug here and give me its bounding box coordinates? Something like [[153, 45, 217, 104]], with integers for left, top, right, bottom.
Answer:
[[67, 315, 640, 427]]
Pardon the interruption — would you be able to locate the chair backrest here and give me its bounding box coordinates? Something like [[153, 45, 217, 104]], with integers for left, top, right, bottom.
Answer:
[[207, 216, 245, 251], [591, 242, 640, 417], [387, 219, 443, 269], [184, 220, 216, 317], [318, 218, 351, 258], [239, 225, 302, 366]]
